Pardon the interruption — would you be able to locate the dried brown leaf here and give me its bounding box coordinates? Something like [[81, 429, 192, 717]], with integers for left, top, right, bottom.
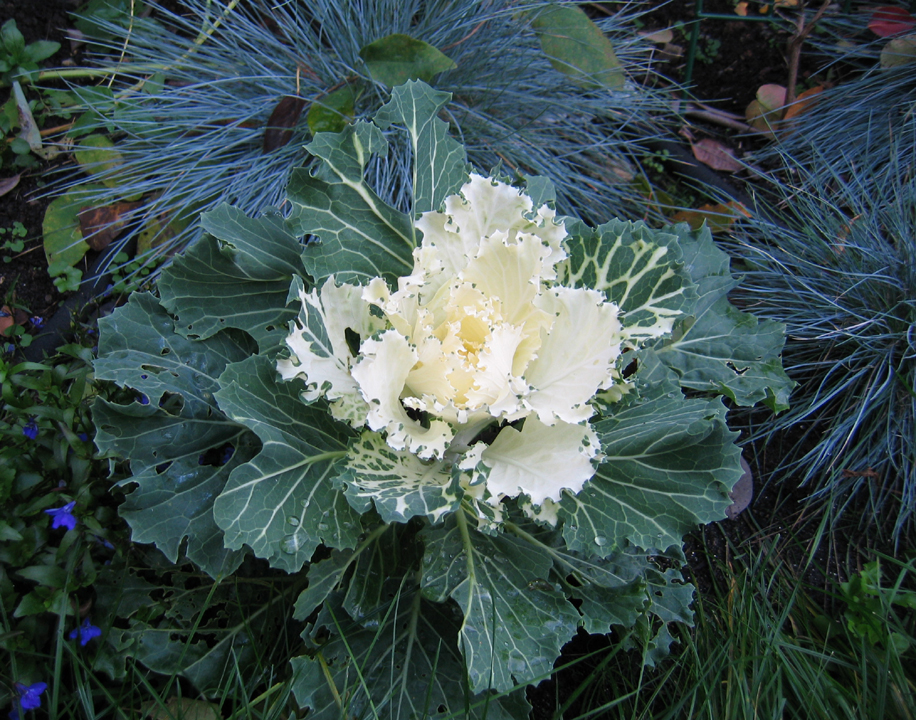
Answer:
[[782, 85, 824, 122], [0, 174, 21, 198], [263, 95, 307, 153], [671, 201, 750, 234], [691, 139, 743, 173], [78, 202, 141, 251]]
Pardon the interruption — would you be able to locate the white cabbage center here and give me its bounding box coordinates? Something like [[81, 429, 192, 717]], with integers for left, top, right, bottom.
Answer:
[[280, 174, 626, 507]]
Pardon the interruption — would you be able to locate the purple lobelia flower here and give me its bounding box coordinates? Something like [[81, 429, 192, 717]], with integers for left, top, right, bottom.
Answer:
[[22, 418, 38, 440], [44, 501, 77, 531], [13, 681, 47, 711], [68, 617, 102, 646]]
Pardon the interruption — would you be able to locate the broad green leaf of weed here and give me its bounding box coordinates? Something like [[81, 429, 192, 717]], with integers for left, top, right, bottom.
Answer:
[[359, 33, 456, 87], [529, 4, 625, 90]]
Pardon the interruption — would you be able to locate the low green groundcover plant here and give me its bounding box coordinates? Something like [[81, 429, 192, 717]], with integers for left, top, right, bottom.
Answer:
[[92, 81, 792, 715]]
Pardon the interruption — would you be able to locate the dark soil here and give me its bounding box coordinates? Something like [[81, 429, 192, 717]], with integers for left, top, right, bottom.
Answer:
[[639, 0, 826, 113], [1, 0, 82, 325]]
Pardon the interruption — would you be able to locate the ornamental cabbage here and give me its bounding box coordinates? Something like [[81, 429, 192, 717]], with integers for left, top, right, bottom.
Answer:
[[279, 174, 653, 510]]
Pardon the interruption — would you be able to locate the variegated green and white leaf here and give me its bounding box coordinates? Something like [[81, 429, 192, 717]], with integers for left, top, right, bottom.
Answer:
[[293, 582, 530, 720], [654, 223, 794, 411], [289, 121, 415, 285], [559, 393, 742, 554], [337, 431, 462, 524], [562, 218, 697, 343], [420, 514, 579, 693], [158, 207, 300, 352], [213, 355, 361, 573], [93, 293, 258, 577], [374, 80, 468, 216]]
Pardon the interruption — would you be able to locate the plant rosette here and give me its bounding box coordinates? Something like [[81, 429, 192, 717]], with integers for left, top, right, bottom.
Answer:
[[92, 81, 793, 715]]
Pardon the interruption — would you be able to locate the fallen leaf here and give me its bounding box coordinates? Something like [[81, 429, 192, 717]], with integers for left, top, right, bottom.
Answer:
[[756, 84, 787, 112], [639, 28, 674, 44], [880, 33, 916, 68], [0, 174, 20, 198], [782, 85, 825, 121], [0, 306, 13, 335], [671, 201, 750, 233], [745, 84, 787, 138], [263, 95, 307, 153], [529, 5, 624, 90], [78, 202, 141, 251], [691, 139, 743, 172], [725, 456, 754, 520], [869, 6, 916, 37], [735, 2, 750, 16], [73, 135, 125, 189]]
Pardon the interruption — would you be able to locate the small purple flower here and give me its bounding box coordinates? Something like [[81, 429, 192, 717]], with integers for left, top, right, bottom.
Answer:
[[5, 343, 15, 354], [30, 316, 44, 329], [22, 419, 39, 440], [68, 617, 102, 646], [44, 501, 77, 531], [13, 682, 47, 711]]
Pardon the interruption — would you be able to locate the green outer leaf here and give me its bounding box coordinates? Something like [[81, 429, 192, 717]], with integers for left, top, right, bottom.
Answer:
[[559, 393, 742, 553], [562, 218, 697, 341], [93, 399, 255, 577], [358, 33, 456, 88], [337, 431, 462, 525], [213, 355, 362, 573], [530, 4, 625, 90], [293, 581, 530, 720], [420, 513, 579, 694], [654, 223, 794, 411], [550, 543, 650, 634], [93, 293, 259, 576], [374, 80, 468, 215], [289, 121, 416, 285], [94, 292, 256, 412], [158, 206, 301, 351]]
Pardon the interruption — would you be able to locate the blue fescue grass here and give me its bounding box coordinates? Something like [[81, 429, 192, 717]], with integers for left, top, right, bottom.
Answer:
[[553, 535, 916, 720], [47, 0, 675, 281], [721, 140, 916, 541]]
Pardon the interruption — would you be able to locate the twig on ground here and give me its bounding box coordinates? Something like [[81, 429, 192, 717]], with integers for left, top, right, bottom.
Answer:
[[785, 0, 832, 107]]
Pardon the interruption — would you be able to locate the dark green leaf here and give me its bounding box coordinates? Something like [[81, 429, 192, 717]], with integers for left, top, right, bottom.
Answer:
[[560, 393, 742, 553], [529, 5, 625, 90], [307, 83, 358, 136], [359, 33, 456, 88], [289, 121, 416, 285], [655, 223, 795, 411]]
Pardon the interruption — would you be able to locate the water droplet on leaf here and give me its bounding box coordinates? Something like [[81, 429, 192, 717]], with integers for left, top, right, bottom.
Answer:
[[594, 535, 607, 546], [281, 534, 301, 554]]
